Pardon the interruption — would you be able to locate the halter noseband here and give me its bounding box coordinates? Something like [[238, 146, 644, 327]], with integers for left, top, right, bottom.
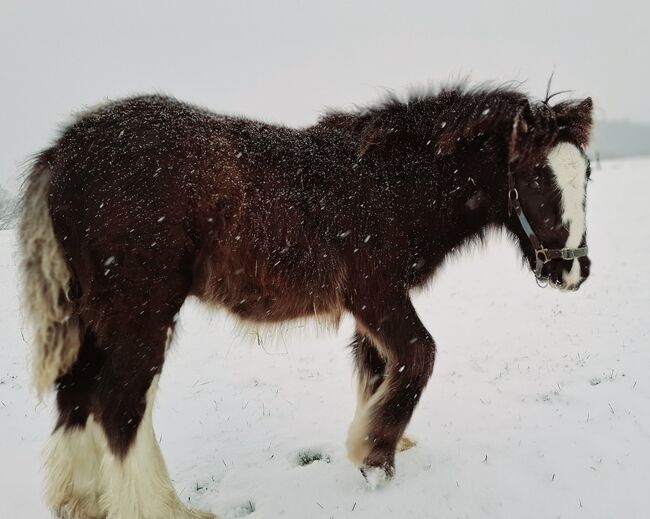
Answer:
[[507, 164, 589, 285]]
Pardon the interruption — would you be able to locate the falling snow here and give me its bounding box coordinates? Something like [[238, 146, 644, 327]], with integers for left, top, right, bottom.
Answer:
[[1, 158, 649, 518]]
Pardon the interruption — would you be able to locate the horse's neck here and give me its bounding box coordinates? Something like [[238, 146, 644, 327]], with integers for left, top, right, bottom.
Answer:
[[306, 126, 508, 252], [407, 144, 507, 256]]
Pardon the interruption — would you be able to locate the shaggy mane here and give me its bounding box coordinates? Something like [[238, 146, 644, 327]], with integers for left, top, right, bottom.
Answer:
[[317, 83, 568, 157]]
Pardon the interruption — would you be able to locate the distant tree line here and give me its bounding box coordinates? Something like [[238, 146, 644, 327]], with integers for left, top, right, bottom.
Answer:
[[590, 120, 650, 159]]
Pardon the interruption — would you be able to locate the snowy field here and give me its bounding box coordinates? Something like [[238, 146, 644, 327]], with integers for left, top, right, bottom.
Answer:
[[0, 158, 648, 519]]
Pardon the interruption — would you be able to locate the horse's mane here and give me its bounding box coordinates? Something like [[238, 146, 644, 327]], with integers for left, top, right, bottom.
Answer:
[[318, 82, 591, 156], [318, 83, 542, 154], [321, 82, 529, 128]]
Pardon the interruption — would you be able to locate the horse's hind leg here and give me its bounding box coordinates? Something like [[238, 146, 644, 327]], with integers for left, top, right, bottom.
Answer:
[[46, 329, 108, 519], [346, 295, 436, 481], [89, 300, 215, 519]]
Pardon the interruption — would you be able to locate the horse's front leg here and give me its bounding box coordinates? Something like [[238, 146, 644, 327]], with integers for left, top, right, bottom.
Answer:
[[346, 294, 436, 482]]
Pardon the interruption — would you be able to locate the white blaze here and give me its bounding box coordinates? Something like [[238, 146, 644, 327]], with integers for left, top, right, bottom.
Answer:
[[547, 142, 588, 287]]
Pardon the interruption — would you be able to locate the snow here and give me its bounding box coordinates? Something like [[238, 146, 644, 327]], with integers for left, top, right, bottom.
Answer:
[[1, 158, 649, 518]]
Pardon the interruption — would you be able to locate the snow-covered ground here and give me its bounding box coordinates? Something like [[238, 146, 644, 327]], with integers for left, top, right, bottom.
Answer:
[[1, 158, 648, 519]]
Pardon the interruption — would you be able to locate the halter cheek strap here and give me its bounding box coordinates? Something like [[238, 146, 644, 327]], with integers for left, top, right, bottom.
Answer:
[[507, 165, 589, 283]]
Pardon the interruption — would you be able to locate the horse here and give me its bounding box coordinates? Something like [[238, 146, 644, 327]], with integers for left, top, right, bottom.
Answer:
[[18, 83, 593, 519]]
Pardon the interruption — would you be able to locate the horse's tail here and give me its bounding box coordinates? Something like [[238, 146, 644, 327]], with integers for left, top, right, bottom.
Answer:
[[18, 150, 81, 397]]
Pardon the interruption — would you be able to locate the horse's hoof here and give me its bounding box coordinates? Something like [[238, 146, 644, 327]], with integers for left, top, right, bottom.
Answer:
[[397, 434, 417, 452], [360, 464, 393, 489]]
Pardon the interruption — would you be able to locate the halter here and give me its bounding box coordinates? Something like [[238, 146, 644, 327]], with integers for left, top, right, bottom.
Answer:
[[507, 165, 589, 285]]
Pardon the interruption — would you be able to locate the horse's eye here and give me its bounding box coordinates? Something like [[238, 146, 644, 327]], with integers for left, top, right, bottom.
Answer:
[[529, 180, 541, 190]]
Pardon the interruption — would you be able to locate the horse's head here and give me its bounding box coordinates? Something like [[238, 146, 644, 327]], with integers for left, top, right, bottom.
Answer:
[[507, 97, 593, 290]]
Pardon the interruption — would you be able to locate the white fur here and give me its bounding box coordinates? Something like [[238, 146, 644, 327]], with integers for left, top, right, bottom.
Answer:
[[45, 418, 107, 518], [347, 376, 387, 466], [346, 413, 371, 465], [348, 381, 416, 465], [100, 375, 216, 519], [44, 377, 216, 519], [547, 143, 588, 289], [19, 166, 80, 396], [347, 383, 375, 464], [562, 257, 582, 289]]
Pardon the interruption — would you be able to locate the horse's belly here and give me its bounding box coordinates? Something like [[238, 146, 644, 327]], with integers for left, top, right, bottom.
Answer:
[[195, 269, 345, 324], [230, 290, 340, 323]]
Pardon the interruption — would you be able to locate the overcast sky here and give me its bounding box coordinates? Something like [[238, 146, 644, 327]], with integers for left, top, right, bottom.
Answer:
[[1, 0, 648, 191]]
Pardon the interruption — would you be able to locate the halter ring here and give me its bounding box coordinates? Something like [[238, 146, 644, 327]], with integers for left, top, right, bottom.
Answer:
[[536, 248, 550, 264]]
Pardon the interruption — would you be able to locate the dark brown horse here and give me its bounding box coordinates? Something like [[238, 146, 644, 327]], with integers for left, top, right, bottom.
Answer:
[[19, 84, 593, 519]]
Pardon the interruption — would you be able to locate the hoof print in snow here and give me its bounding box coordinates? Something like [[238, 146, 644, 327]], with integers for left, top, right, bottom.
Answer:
[[295, 448, 331, 466], [226, 500, 255, 518]]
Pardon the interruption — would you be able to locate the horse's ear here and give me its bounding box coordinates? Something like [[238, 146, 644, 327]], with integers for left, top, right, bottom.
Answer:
[[553, 97, 594, 147], [508, 103, 531, 163]]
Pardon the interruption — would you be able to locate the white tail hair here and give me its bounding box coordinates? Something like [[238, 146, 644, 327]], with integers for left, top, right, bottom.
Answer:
[[18, 156, 80, 396]]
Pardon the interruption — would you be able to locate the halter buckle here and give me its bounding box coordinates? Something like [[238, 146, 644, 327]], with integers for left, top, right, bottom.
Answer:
[[535, 248, 550, 264], [561, 249, 575, 260]]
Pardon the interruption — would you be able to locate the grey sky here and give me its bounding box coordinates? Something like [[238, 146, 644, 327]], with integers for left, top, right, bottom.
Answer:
[[1, 0, 648, 191]]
